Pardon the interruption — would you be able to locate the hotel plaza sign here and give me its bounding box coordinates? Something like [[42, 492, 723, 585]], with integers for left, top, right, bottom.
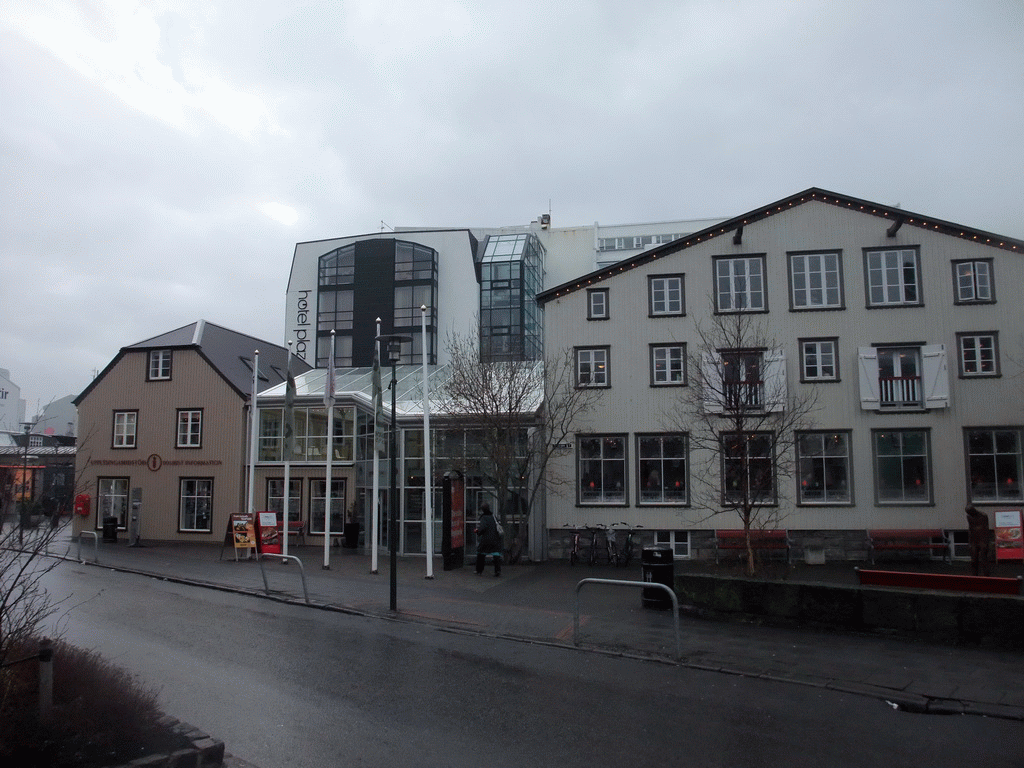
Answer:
[[89, 455, 224, 472]]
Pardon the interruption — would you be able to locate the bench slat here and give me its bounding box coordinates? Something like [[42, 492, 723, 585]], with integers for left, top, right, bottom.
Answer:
[[856, 568, 1022, 595]]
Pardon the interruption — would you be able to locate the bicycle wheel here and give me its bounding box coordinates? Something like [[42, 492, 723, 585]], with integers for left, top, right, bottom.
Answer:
[[570, 549, 578, 566]]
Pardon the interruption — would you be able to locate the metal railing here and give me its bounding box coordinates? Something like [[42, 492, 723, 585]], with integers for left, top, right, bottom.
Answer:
[[879, 375, 921, 407], [573, 578, 681, 660], [256, 553, 310, 604], [77, 531, 99, 563]]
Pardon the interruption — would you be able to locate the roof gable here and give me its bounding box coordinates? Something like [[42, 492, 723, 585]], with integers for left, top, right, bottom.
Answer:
[[538, 187, 1024, 303]]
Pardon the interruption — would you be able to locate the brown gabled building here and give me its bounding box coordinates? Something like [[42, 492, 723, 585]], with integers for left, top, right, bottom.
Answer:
[[72, 321, 309, 543]]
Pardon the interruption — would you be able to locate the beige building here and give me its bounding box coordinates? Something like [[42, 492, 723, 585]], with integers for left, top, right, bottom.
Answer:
[[539, 188, 1024, 561], [73, 321, 307, 543]]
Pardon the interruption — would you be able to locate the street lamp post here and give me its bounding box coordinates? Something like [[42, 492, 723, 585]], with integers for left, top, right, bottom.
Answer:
[[377, 334, 410, 612]]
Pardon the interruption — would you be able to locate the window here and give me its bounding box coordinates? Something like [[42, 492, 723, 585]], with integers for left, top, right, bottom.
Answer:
[[797, 432, 852, 504], [576, 347, 609, 388], [873, 430, 931, 504], [789, 251, 843, 309], [865, 248, 921, 306], [267, 478, 303, 523], [952, 259, 994, 304], [587, 289, 608, 320], [966, 428, 1022, 502], [648, 275, 684, 316], [176, 409, 202, 448], [112, 411, 137, 448], [800, 338, 838, 382], [637, 434, 688, 504], [310, 478, 346, 535], [858, 345, 948, 410], [650, 344, 686, 386], [714, 256, 765, 312], [578, 435, 626, 504], [704, 349, 787, 413], [179, 478, 213, 531], [97, 477, 129, 528], [655, 530, 690, 558], [721, 432, 775, 504], [148, 349, 172, 380], [957, 332, 999, 377]]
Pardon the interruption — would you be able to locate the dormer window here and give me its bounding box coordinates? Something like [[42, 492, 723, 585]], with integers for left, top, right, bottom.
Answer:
[[148, 350, 172, 381]]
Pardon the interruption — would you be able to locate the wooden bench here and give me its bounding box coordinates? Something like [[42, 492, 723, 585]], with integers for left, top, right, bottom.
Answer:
[[275, 520, 306, 546], [856, 568, 1022, 595], [866, 529, 949, 563], [714, 529, 791, 563]]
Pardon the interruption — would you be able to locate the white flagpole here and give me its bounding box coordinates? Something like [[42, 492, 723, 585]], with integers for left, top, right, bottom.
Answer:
[[421, 305, 433, 579], [371, 318, 381, 574], [247, 350, 259, 559], [323, 330, 336, 570], [282, 342, 293, 560]]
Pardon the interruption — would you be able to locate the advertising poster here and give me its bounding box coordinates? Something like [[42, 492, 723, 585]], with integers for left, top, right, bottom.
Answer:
[[451, 481, 465, 549], [994, 510, 1023, 561], [256, 511, 281, 555], [229, 513, 256, 550]]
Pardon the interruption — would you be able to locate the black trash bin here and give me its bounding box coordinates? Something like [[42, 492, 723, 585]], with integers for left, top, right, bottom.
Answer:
[[343, 522, 360, 548], [102, 516, 119, 544], [641, 545, 675, 609]]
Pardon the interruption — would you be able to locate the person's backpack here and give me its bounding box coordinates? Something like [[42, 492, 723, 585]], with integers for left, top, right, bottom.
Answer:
[[494, 516, 504, 537]]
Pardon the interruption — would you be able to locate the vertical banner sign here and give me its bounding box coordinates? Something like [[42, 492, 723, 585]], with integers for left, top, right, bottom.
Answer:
[[451, 479, 465, 548], [256, 511, 280, 555], [994, 510, 1023, 561]]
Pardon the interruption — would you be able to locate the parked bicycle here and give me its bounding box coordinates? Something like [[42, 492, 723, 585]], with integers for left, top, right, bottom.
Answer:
[[611, 522, 643, 567], [590, 523, 615, 566], [564, 524, 586, 565]]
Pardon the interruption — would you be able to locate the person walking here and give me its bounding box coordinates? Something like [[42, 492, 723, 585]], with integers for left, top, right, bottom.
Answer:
[[965, 505, 992, 576], [474, 503, 502, 577]]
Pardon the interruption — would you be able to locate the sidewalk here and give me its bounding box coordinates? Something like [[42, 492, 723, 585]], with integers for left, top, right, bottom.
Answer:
[[59, 535, 1024, 721]]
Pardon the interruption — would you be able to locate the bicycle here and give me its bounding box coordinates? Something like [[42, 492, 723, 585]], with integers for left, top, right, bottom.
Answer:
[[564, 524, 586, 565], [589, 524, 615, 565], [612, 523, 643, 567]]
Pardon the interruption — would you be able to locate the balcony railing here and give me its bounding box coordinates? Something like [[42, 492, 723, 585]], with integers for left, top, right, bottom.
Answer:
[[723, 380, 764, 410], [879, 375, 921, 407]]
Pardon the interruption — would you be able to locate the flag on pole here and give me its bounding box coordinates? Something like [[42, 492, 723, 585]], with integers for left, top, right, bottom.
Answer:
[[372, 339, 386, 455], [284, 363, 296, 458], [324, 331, 336, 408]]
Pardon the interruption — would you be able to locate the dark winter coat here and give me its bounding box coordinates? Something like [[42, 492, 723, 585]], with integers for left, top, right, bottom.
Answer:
[[475, 512, 502, 554]]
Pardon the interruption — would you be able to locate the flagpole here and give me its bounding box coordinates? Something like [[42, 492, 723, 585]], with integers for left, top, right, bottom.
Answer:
[[371, 318, 381, 574], [323, 330, 336, 570], [282, 342, 293, 560], [247, 350, 259, 559], [421, 305, 433, 579]]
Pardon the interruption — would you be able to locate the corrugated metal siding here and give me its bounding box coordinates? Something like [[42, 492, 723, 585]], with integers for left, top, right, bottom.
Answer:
[[543, 200, 1024, 536]]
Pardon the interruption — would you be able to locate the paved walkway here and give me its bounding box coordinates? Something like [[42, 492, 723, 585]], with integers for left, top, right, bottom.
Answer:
[[59, 534, 1024, 722]]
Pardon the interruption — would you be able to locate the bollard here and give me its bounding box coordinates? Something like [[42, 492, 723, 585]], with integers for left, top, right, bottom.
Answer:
[[38, 638, 53, 721]]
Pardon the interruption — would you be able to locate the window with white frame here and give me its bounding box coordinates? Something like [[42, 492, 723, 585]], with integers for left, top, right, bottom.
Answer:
[[576, 347, 609, 388], [267, 478, 303, 523], [957, 332, 999, 377], [873, 429, 930, 504], [648, 275, 684, 316], [638, 434, 688, 504], [176, 409, 202, 448], [650, 344, 686, 386], [721, 432, 775, 505], [179, 478, 213, 531], [714, 256, 765, 312], [789, 251, 842, 309], [655, 530, 690, 558], [966, 428, 1022, 502], [578, 435, 626, 504], [97, 477, 129, 528], [310, 478, 346, 535], [865, 248, 921, 306], [858, 345, 948, 410], [112, 411, 137, 448], [797, 431, 851, 504], [952, 259, 994, 304], [800, 338, 838, 382], [587, 288, 608, 320], [704, 349, 787, 413], [148, 349, 172, 380]]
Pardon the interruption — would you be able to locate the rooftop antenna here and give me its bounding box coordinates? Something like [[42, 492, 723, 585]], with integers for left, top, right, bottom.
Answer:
[[380, 220, 394, 232]]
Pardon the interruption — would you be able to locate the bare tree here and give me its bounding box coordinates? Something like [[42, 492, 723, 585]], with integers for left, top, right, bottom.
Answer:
[[436, 330, 603, 561], [668, 310, 818, 575]]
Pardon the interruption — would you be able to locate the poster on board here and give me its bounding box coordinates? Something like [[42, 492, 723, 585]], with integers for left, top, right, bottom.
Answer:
[[255, 511, 281, 555], [994, 510, 1023, 561], [227, 513, 256, 550]]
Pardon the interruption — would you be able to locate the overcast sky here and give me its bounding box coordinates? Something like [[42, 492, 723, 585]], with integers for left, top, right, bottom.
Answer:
[[2, 0, 1022, 414]]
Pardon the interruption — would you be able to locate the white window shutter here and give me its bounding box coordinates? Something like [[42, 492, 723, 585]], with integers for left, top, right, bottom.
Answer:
[[922, 344, 949, 409], [702, 352, 724, 413], [763, 349, 787, 412], [858, 347, 881, 410]]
